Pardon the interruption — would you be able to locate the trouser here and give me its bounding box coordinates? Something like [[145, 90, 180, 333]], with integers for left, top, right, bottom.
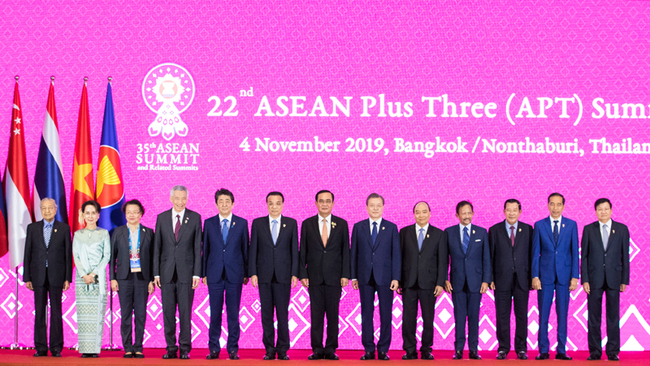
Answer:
[[538, 280, 569, 354], [207, 270, 243, 354], [359, 272, 394, 353], [117, 272, 149, 353], [494, 272, 529, 354], [34, 272, 63, 353], [402, 283, 437, 354], [452, 282, 482, 352], [587, 282, 620, 357], [161, 269, 195, 354], [259, 274, 291, 356], [309, 284, 341, 355]]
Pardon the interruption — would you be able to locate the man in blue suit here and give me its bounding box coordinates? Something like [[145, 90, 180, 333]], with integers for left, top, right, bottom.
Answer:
[[445, 201, 491, 360], [531, 192, 579, 360], [202, 188, 249, 360], [350, 193, 401, 361]]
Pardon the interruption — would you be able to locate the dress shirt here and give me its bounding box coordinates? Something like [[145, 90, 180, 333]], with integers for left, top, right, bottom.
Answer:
[[369, 218, 383, 235], [317, 214, 332, 239], [415, 223, 429, 236], [172, 209, 186, 227], [599, 219, 612, 242], [269, 215, 282, 235], [460, 223, 473, 241], [549, 215, 562, 234], [506, 221, 518, 238], [219, 213, 233, 230]]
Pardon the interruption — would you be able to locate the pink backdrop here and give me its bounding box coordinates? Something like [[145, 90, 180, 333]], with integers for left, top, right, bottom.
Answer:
[[0, 0, 648, 352]]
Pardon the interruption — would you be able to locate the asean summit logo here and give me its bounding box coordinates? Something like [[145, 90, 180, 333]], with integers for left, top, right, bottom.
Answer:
[[142, 63, 196, 141]]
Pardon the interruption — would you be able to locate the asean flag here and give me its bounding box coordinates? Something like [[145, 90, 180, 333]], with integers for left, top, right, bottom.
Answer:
[[96, 81, 125, 231]]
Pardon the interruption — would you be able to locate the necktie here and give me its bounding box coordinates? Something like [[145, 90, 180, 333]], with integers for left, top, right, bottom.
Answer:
[[510, 225, 515, 247], [44, 223, 52, 248], [174, 214, 181, 241], [553, 220, 559, 244], [321, 219, 328, 247], [272, 219, 278, 245], [222, 219, 229, 243], [417, 228, 424, 251], [602, 224, 609, 251], [462, 227, 469, 254], [371, 222, 378, 245]]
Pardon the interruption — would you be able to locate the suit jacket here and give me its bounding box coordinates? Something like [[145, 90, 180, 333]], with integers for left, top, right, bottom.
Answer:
[[110, 224, 155, 281], [488, 220, 533, 291], [531, 216, 579, 286], [153, 208, 202, 284], [580, 220, 630, 289], [23, 220, 72, 286], [202, 214, 249, 284], [299, 214, 350, 286], [350, 219, 401, 286], [445, 224, 492, 293], [399, 224, 448, 289], [249, 215, 299, 284]]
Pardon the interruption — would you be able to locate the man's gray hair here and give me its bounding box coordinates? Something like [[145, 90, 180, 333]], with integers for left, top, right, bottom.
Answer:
[[170, 185, 188, 197], [40, 197, 57, 208]]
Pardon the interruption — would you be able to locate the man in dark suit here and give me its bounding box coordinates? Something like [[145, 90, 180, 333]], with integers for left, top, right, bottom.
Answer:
[[399, 201, 447, 360], [299, 190, 350, 360], [249, 191, 299, 360], [445, 200, 491, 360], [581, 198, 630, 361], [110, 199, 155, 358], [202, 188, 249, 360], [488, 199, 533, 360], [350, 193, 400, 361], [23, 198, 72, 358], [153, 185, 202, 360], [531, 192, 579, 361]]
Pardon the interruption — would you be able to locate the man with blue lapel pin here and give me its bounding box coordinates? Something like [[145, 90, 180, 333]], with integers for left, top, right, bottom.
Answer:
[[202, 188, 249, 360], [350, 193, 401, 361], [531, 192, 579, 360], [444, 200, 491, 360]]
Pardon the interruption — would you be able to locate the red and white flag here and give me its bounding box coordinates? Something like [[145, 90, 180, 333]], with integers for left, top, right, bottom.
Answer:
[[4, 80, 33, 268]]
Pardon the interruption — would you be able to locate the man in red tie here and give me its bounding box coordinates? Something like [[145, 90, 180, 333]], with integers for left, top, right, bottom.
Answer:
[[488, 199, 534, 360], [299, 190, 350, 360]]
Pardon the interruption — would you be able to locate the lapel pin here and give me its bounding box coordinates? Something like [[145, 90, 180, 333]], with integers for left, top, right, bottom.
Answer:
[[519, 228, 522, 232], [472, 230, 475, 234], [233, 222, 236, 226], [142, 228, 145, 232], [562, 224, 565, 228], [612, 230, 615, 234], [283, 224, 286, 228], [54, 229, 57, 233], [427, 234, 430, 238], [332, 222, 337, 228], [382, 227, 385, 230]]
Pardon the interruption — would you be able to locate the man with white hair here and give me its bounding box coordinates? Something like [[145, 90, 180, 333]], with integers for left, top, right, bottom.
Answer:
[[23, 198, 72, 357], [153, 186, 202, 360]]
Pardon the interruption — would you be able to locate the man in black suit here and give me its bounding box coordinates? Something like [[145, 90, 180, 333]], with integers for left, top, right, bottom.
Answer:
[[299, 190, 350, 360], [23, 198, 72, 358], [153, 185, 202, 360], [581, 198, 630, 361], [488, 199, 533, 360], [350, 193, 401, 361], [399, 201, 447, 360], [110, 199, 155, 358], [249, 191, 299, 360]]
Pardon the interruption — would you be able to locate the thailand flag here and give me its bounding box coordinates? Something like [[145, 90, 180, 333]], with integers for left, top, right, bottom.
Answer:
[[4, 80, 33, 268], [96, 81, 125, 231], [33, 79, 68, 223]]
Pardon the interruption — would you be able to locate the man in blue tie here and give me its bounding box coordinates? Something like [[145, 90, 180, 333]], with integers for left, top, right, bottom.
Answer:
[[531, 193, 579, 360], [202, 188, 249, 360], [445, 201, 491, 360], [350, 193, 401, 361]]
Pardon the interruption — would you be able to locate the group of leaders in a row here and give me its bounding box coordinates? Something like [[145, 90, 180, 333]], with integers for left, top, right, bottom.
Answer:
[[22, 187, 629, 362]]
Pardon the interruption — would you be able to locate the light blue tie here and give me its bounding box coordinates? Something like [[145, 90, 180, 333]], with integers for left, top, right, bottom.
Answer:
[[602, 224, 609, 251], [272, 219, 278, 245], [44, 222, 52, 248], [462, 227, 469, 254], [222, 219, 229, 243], [417, 228, 424, 251]]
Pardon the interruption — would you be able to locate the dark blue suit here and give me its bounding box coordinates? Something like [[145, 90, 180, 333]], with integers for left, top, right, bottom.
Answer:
[[350, 219, 401, 354], [202, 214, 249, 355], [531, 216, 579, 354], [445, 224, 491, 352]]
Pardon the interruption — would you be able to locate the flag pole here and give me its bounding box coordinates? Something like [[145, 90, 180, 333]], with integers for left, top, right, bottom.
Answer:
[[108, 75, 114, 351], [10, 75, 20, 351]]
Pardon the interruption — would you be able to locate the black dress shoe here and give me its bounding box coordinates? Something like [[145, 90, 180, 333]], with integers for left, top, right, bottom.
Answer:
[[378, 352, 389, 360], [206, 352, 219, 360], [124, 352, 134, 358], [453, 351, 463, 359], [308, 353, 324, 360], [555, 353, 572, 360], [402, 352, 418, 360], [180, 352, 190, 359], [277, 354, 290, 360], [81, 353, 99, 358], [51, 351, 61, 357], [229, 352, 240, 360], [421, 352, 434, 360], [264, 353, 275, 360], [517, 351, 528, 360], [134, 353, 145, 358], [33, 351, 48, 357], [497, 351, 507, 360], [360, 352, 375, 360], [469, 351, 481, 360], [586, 355, 601, 361], [163, 352, 178, 359], [535, 353, 549, 360], [607, 355, 619, 361], [324, 353, 339, 360]]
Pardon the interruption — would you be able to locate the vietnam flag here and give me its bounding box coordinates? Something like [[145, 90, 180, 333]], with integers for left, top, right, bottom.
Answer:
[[69, 80, 94, 233], [4, 79, 33, 268]]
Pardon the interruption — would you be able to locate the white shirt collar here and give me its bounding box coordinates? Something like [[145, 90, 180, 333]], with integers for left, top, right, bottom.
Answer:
[[460, 223, 472, 235], [369, 217, 382, 228], [416, 223, 429, 233], [599, 219, 612, 229], [219, 213, 233, 224], [269, 214, 282, 225], [172, 209, 186, 222], [318, 214, 332, 223]]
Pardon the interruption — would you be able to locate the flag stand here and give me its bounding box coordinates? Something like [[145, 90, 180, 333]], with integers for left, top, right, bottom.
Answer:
[[10, 267, 20, 349]]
